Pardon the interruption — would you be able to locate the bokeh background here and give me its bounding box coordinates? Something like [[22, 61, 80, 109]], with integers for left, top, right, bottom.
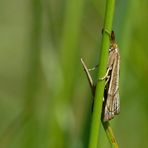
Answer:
[[0, 0, 148, 148]]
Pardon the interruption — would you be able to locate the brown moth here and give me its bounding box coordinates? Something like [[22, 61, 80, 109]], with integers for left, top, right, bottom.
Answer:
[[103, 31, 120, 121], [81, 31, 120, 122]]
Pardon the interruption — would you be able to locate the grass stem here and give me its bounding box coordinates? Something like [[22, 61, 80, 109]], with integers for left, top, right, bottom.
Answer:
[[88, 0, 116, 147]]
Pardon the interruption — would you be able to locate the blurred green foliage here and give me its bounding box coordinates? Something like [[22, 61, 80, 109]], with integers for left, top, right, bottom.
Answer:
[[0, 0, 148, 148]]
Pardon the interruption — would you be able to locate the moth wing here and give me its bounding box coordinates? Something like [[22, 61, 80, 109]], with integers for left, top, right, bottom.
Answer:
[[103, 49, 120, 122], [113, 89, 120, 115], [103, 91, 120, 121], [112, 50, 120, 115]]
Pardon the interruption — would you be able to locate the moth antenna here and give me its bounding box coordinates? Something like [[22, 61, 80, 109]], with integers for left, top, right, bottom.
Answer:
[[111, 31, 116, 42]]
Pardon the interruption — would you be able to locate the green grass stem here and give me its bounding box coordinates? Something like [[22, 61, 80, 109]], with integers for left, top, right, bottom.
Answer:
[[88, 0, 116, 148], [103, 122, 118, 148]]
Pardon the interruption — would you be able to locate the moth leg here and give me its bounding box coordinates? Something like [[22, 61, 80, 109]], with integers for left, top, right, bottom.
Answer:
[[98, 67, 112, 81], [105, 76, 110, 86], [88, 64, 98, 71], [81, 58, 95, 95]]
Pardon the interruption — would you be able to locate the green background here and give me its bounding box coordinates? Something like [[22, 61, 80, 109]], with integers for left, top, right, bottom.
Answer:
[[0, 0, 148, 148]]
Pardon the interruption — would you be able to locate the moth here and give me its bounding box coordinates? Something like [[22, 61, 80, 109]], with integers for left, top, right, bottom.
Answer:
[[81, 31, 120, 122]]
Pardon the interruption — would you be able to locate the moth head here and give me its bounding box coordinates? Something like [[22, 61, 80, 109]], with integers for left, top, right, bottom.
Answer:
[[109, 31, 118, 52]]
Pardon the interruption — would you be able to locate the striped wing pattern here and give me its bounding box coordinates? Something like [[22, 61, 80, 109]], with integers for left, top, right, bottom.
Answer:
[[103, 47, 120, 122]]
